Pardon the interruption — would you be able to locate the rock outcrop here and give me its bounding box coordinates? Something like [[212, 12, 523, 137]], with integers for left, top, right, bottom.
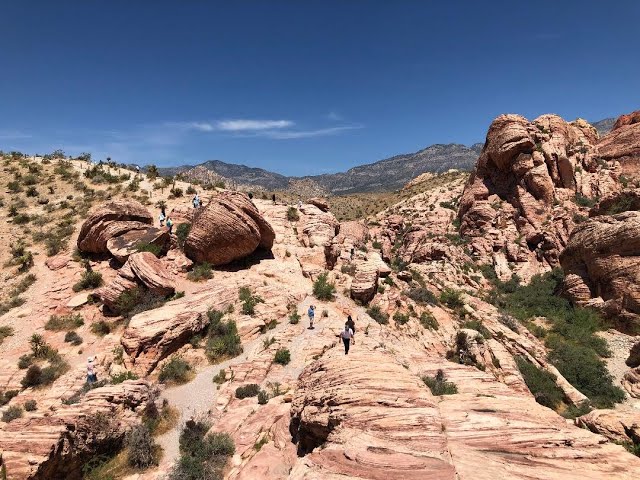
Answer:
[[184, 191, 275, 266], [458, 114, 620, 279], [576, 407, 640, 445], [597, 110, 640, 178], [77, 200, 153, 253], [106, 227, 169, 263], [298, 204, 339, 248], [349, 260, 379, 304], [307, 197, 330, 212], [0, 380, 152, 480], [560, 211, 640, 329]]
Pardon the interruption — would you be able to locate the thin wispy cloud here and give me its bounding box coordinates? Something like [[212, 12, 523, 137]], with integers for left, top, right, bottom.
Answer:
[[216, 119, 293, 131], [261, 124, 363, 139], [0, 129, 32, 140], [326, 111, 343, 121]]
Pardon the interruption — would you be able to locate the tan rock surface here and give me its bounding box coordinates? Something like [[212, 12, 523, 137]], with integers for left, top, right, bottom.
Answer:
[[127, 251, 175, 296], [106, 227, 169, 263]]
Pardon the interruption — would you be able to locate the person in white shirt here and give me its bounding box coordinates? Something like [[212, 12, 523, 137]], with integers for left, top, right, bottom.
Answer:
[[340, 325, 354, 355]]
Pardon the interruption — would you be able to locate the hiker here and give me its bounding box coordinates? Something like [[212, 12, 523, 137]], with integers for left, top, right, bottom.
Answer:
[[350, 247, 355, 260], [307, 305, 316, 329], [346, 315, 356, 344], [166, 216, 174, 234], [340, 325, 354, 355], [86, 357, 97, 384], [272, 193, 276, 205], [297, 198, 302, 209], [158, 210, 166, 227], [192, 193, 200, 208], [248, 192, 254, 200]]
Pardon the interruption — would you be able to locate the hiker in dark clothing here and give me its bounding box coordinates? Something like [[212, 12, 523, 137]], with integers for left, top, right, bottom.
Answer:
[[346, 315, 356, 344], [272, 193, 276, 205], [340, 325, 354, 355]]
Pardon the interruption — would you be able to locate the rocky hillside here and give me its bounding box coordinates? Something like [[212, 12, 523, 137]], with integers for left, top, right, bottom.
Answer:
[[592, 117, 616, 136], [2, 111, 640, 480]]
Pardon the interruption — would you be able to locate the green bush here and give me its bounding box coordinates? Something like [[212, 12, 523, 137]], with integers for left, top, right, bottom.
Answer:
[[21, 365, 43, 388], [274, 348, 291, 365], [289, 311, 300, 324], [461, 320, 491, 339], [515, 356, 564, 409], [176, 223, 191, 249], [574, 193, 597, 207], [239, 287, 263, 315], [367, 305, 389, 324], [422, 369, 458, 395], [0, 390, 18, 406], [64, 331, 83, 345], [257, 390, 269, 405], [135, 242, 162, 256], [158, 357, 192, 384], [419, 311, 439, 330], [0, 326, 14, 346], [90, 321, 111, 336], [313, 272, 336, 301], [204, 310, 242, 362], [188, 262, 213, 282], [24, 399, 37, 411], [286, 206, 299, 221], [72, 270, 103, 292], [407, 287, 438, 305], [44, 313, 84, 331], [111, 371, 138, 384], [393, 312, 410, 325], [17, 354, 33, 369], [235, 384, 260, 399], [2, 405, 23, 423], [126, 424, 158, 468], [440, 288, 464, 309]]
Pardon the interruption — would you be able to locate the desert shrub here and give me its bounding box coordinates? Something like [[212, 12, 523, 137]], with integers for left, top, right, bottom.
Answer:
[[235, 384, 260, 399], [90, 321, 111, 336], [64, 331, 83, 345], [170, 187, 183, 197], [111, 371, 138, 384], [135, 242, 162, 256], [340, 264, 356, 275], [574, 193, 597, 207], [372, 240, 382, 249], [515, 356, 564, 409], [205, 310, 242, 362], [126, 424, 158, 468], [289, 311, 300, 324], [313, 272, 336, 301], [72, 270, 103, 292], [9, 273, 36, 297], [422, 369, 458, 395], [25, 186, 38, 197], [239, 287, 263, 315], [159, 357, 192, 384], [114, 287, 167, 318], [440, 288, 464, 309], [2, 405, 23, 423], [17, 354, 33, 369], [257, 390, 269, 405], [212, 369, 227, 384], [419, 311, 439, 330], [187, 262, 213, 282], [393, 312, 410, 325], [176, 223, 191, 249], [0, 326, 14, 346], [12, 213, 30, 225], [186, 185, 197, 195], [461, 320, 491, 338], [7, 180, 22, 193], [367, 305, 389, 324], [45, 313, 84, 331], [0, 390, 18, 406], [407, 287, 438, 305], [44, 234, 67, 256], [24, 399, 37, 411], [274, 348, 291, 365], [21, 365, 44, 388], [286, 206, 299, 221]]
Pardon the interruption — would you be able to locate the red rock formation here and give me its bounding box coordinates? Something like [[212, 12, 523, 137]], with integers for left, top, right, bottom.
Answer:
[[106, 226, 169, 263], [77, 200, 153, 253], [597, 110, 640, 178], [458, 113, 620, 279], [560, 211, 640, 328], [308, 197, 330, 212], [184, 191, 275, 266], [127, 252, 175, 296], [349, 260, 378, 304]]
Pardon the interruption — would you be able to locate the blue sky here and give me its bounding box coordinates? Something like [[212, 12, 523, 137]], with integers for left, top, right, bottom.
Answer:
[[1, 1, 638, 176]]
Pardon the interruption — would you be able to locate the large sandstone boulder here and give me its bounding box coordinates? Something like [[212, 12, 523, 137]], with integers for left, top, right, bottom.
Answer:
[[0, 380, 152, 480], [350, 260, 378, 304], [106, 227, 169, 263], [298, 204, 339, 248], [77, 200, 153, 253], [184, 191, 275, 266], [308, 197, 330, 212], [458, 113, 620, 276], [127, 252, 175, 296], [576, 408, 640, 445], [560, 211, 640, 328], [597, 110, 640, 178]]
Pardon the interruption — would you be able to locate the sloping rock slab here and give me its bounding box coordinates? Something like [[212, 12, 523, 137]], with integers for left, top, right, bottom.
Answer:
[[106, 227, 169, 263]]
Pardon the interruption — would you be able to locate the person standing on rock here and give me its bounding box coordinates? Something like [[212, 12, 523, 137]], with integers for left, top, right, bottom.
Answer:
[[86, 357, 98, 384], [159, 210, 166, 227], [166, 217, 174, 235], [340, 325, 354, 355], [346, 315, 356, 344], [192, 193, 201, 208], [272, 193, 276, 205], [307, 305, 316, 329]]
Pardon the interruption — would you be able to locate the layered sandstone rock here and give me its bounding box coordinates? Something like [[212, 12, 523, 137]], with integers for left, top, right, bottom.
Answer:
[[325, 220, 368, 268], [0, 380, 152, 480], [576, 408, 640, 445], [560, 211, 640, 328], [349, 260, 379, 304], [308, 197, 330, 212], [298, 204, 339, 248], [106, 227, 169, 263], [184, 191, 275, 266], [458, 114, 620, 279], [597, 110, 640, 178], [77, 200, 153, 253], [127, 252, 175, 296]]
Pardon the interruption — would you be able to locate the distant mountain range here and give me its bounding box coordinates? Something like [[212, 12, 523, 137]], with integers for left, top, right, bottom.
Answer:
[[159, 143, 483, 195], [157, 117, 616, 195]]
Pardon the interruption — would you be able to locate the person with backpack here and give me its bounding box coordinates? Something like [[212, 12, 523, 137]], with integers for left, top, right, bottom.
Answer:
[[158, 210, 166, 227], [166, 217, 174, 234], [307, 305, 316, 329], [86, 356, 98, 384], [340, 325, 354, 355], [346, 315, 356, 344]]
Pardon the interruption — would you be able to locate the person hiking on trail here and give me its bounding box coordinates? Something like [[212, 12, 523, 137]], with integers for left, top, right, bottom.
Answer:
[[86, 357, 97, 384], [297, 198, 302, 209], [346, 315, 356, 344], [307, 305, 316, 329], [166, 217, 174, 234], [272, 193, 276, 205], [248, 192, 254, 200], [158, 210, 166, 227], [340, 325, 354, 355], [192, 193, 200, 208]]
